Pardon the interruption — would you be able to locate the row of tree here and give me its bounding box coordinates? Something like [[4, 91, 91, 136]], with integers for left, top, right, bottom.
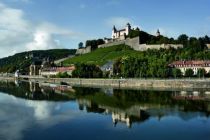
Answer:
[[72, 63, 103, 78], [113, 56, 210, 78], [172, 68, 208, 78], [0, 49, 76, 73], [127, 28, 210, 48]]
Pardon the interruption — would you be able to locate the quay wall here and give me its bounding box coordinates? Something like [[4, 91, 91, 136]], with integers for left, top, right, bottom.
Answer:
[[19, 76, 210, 90]]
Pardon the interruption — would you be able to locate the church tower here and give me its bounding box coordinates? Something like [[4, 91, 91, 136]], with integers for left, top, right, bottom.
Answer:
[[125, 23, 131, 35], [112, 25, 117, 39], [156, 29, 160, 37]]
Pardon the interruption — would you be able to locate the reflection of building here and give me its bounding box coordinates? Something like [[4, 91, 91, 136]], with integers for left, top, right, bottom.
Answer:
[[29, 60, 42, 76], [112, 113, 130, 127], [172, 91, 210, 100], [169, 60, 210, 75], [77, 99, 149, 128]]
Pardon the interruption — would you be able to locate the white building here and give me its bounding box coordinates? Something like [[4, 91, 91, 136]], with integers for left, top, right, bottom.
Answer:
[[112, 23, 131, 40], [15, 70, 20, 78], [169, 60, 210, 75]]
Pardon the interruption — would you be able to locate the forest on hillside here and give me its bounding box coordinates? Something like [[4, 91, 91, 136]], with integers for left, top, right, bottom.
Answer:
[[0, 49, 76, 73], [68, 31, 210, 78]]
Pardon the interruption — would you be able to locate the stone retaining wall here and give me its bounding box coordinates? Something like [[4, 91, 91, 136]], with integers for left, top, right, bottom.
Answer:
[[98, 37, 183, 51], [22, 77, 210, 90]]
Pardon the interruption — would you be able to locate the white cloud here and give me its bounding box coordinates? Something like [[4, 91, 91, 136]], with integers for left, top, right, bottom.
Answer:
[[106, 17, 133, 28], [0, 92, 82, 140], [0, 2, 80, 58], [26, 30, 61, 50]]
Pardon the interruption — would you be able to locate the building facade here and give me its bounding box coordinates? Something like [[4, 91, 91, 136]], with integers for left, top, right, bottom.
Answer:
[[40, 66, 75, 77], [169, 60, 210, 75], [112, 23, 131, 40]]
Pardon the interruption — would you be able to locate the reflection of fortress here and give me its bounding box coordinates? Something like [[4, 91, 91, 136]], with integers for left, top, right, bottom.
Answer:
[[77, 91, 210, 128], [172, 91, 210, 101], [78, 98, 150, 128]]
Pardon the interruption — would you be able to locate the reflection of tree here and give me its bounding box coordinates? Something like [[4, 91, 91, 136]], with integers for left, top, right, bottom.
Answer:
[[1, 81, 210, 127], [0, 81, 74, 101], [74, 87, 210, 125]]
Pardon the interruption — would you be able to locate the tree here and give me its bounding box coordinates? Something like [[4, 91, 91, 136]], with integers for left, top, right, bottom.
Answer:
[[197, 68, 206, 78], [172, 68, 182, 78], [204, 35, 210, 44], [185, 68, 194, 77], [177, 34, 188, 46], [78, 42, 84, 49], [85, 39, 105, 51], [72, 64, 103, 78]]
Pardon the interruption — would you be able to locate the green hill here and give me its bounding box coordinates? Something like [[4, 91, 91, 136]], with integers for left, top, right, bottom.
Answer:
[[0, 49, 76, 73], [63, 44, 142, 66]]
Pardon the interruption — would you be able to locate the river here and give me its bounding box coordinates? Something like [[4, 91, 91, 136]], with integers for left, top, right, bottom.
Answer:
[[0, 80, 209, 140]]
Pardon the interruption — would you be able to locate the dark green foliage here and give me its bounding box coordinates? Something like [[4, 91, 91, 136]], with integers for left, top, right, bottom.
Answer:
[[128, 29, 141, 38], [113, 55, 169, 78], [56, 72, 70, 78], [185, 69, 194, 77], [78, 42, 84, 49], [197, 68, 206, 78], [0, 49, 76, 73], [128, 29, 178, 44], [172, 69, 182, 78], [65, 31, 210, 79], [85, 39, 105, 50], [178, 34, 189, 46], [72, 64, 103, 78]]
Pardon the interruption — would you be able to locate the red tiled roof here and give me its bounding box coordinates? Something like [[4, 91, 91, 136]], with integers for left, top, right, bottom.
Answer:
[[169, 60, 210, 67], [42, 66, 75, 72]]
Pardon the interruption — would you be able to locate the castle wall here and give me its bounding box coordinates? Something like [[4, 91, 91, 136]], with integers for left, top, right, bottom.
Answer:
[[98, 40, 126, 48], [125, 37, 141, 50], [77, 37, 183, 55], [143, 44, 183, 50], [75, 46, 92, 55], [207, 44, 210, 49], [99, 36, 183, 51]]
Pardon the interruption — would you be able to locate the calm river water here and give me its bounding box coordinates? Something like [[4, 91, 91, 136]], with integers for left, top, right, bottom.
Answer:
[[0, 80, 210, 140]]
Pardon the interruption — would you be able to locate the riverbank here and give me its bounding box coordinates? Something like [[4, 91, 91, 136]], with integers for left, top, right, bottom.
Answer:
[[1, 76, 210, 90], [15, 76, 210, 90], [0, 76, 15, 81]]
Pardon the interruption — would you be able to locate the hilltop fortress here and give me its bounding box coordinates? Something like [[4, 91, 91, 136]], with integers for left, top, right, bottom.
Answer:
[[76, 23, 183, 55]]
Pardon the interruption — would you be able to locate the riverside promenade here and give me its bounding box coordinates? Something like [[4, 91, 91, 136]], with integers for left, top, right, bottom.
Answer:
[[4, 75, 209, 91], [1, 75, 210, 90]]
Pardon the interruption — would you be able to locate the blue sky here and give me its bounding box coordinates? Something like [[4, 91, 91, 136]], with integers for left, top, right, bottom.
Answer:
[[0, 0, 210, 58]]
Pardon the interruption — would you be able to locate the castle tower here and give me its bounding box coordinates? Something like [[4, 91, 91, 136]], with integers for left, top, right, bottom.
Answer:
[[112, 25, 117, 39], [156, 29, 160, 37], [125, 23, 131, 36]]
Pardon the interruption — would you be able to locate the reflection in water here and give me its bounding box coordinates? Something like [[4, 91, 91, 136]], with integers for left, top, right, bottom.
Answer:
[[75, 87, 210, 127], [0, 92, 81, 140], [0, 80, 210, 140]]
